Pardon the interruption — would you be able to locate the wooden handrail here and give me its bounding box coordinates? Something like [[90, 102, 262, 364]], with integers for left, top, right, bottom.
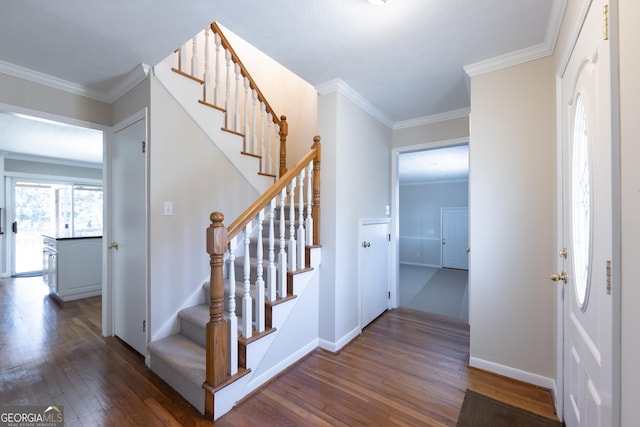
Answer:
[[227, 136, 321, 241], [212, 22, 289, 176]]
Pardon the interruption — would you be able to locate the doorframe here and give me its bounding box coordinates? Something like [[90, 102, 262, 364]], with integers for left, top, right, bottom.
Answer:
[[104, 108, 149, 339], [553, 0, 622, 422], [390, 136, 469, 309]]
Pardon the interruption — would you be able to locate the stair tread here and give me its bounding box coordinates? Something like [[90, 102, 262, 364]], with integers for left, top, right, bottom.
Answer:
[[148, 334, 205, 386], [179, 303, 209, 326]]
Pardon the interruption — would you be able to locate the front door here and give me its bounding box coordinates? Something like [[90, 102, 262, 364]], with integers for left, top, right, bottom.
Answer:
[[360, 219, 390, 328], [111, 115, 147, 355], [558, 0, 612, 425]]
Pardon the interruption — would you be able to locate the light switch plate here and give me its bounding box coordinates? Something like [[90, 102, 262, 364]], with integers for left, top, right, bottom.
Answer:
[[163, 201, 173, 216]]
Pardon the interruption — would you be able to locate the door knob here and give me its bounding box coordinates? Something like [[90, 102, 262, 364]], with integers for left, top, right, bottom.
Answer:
[[362, 241, 370, 248], [108, 242, 119, 250], [550, 272, 568, 284]]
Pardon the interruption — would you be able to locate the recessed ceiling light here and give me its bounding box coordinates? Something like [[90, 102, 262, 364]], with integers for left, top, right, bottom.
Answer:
[[368, 0, 395, 5]]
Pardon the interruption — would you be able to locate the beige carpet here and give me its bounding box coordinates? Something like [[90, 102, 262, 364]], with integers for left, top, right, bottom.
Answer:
[[404, 267, 468, 321]]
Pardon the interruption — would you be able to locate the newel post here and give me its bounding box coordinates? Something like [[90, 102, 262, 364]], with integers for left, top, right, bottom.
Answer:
[[204, 212, 229, 417], [312, 136, 321, 246], [279, 115, 288, 178]]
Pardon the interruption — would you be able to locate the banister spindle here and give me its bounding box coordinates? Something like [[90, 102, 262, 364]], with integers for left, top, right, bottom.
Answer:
[[203, 28, 212, 104], [255, 211, 265, 333], [224, 49, 232, 128], [288, 178, 297, 271], [243, 77, 250, 151], [191, 35, 199, 77], [234, 63, 241, 132], [297, 168, 306, 269], [278, 188, 287, 298], [260, 103, 266, 173], [241, 223, 253, 337], [274, 122, 281, 178], [266, 118, 273, 176], [251, 90, 258, 154], [226, 236, 238, 375], [267, 198, 277, 301], [214, 32, 221, 106], [306, 162, 314, 246]]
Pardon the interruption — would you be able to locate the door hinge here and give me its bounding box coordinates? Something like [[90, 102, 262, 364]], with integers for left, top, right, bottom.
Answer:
[[142, 320, 146, 332], [141, 140, 146, 153], [388, 291, 391, 299], [388, 233, 391, 242], [606, 260, 612, 295], [603, 4, 609, 41]]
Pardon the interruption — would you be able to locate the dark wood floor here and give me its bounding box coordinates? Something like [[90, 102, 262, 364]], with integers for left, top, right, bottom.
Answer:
[[1, 276, 558, 426]]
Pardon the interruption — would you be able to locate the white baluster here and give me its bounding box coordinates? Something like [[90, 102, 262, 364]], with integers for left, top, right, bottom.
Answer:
[[306, 162, 314, 246], [241, 223, 253, 337], [252, 89, 258, 154], [278, 188, 287, 298], [267, 198, 277, 301], [260, 103, 266, 173], [191, 35, 199, 77], [243, 77, 250, 149], [214, 33, 221, 106], [266, 118, 273, 176], [234, 63, 241, 132], [224, 49, 232, 129], [227, 237, 238, 375], [274, 123, 280, 177], [203, 28, 211, 103], [297, 169, 306, 269], [288, 178, 297, 271], [255, 210, 265, 333]]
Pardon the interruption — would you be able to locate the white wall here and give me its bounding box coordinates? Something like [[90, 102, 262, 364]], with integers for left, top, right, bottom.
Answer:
[[148, 76, 259, 339], [393, 116, 469, 149], [318, 88, 391, 348], [618, 0, 640, 424], [468, 56, 556, 384]]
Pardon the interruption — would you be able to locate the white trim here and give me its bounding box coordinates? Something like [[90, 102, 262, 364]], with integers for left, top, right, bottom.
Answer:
[[4, 153, 102, 170], [318, 326, 361, 352], [557, 0, 593, 77], [0, 60, 149, 104], [464, 0, 567, 78], [469, 356, 557, 392], [315, 78, 394, 129], [393, 108, 470, 130]]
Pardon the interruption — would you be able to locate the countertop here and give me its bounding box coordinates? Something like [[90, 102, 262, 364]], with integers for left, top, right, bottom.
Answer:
[[43, 233, 102, 241]]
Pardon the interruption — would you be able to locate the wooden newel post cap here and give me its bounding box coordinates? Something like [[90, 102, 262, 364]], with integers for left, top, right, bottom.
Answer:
[[207, 212, 228, 255]]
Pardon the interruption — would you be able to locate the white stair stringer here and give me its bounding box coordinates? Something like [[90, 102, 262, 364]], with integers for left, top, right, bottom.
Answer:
[[153, 54, 273, 195], [212, 246, 321, 420]]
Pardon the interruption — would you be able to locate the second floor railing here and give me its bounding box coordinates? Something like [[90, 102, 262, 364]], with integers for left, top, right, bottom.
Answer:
[[173, 22, 288, 178]]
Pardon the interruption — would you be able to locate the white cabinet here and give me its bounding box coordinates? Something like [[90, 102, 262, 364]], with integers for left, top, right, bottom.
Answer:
[[43, 236, 102, 302]]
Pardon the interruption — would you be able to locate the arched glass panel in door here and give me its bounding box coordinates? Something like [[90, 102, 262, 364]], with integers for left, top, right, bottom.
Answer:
[[571, 93, 591, 309]]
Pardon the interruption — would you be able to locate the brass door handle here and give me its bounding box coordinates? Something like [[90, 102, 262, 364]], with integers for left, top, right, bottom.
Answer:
[[108, 242, 119, 250], [550, 272, 567, 284]]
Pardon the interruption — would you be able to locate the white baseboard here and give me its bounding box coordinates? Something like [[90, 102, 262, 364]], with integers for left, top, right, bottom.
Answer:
[[318, 326, 361, 353], [469, 356, 556, 391]]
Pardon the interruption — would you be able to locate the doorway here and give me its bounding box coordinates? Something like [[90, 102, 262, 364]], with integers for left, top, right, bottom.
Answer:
[[11, 180, 103, 276], [393, 140, 469, 321]]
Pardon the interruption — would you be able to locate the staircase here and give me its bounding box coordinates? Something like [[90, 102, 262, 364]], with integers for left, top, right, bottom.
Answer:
[[146, 22, 322, 420]]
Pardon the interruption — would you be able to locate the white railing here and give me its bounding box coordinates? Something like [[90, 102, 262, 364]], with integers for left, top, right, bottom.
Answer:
[[173, 24, 287, 178]]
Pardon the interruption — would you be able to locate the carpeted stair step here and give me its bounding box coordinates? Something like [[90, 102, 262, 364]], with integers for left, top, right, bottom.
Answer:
[[178, 303, 209, 347], [148, 334, 206, 413]]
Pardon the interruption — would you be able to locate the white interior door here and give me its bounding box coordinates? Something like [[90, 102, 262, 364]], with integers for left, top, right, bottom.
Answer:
[[112, 115, 147, 355], [441, 207, 468, 270], [360, 220, 390, 328], [559, 1, 612, 425]]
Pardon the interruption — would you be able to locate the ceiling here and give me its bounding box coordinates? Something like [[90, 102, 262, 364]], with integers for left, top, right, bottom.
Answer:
[[0, 0, 563, 170]]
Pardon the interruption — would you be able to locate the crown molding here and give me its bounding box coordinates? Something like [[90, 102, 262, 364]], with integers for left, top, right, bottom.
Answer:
[[0, 60, 150, 104], [315, 78, 394, 129], [464, 0, 567, 78], [393, 108, 470, 130]]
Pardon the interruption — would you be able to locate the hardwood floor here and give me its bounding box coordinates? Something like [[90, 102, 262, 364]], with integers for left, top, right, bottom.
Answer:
[[1, 276, 558, 426]]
